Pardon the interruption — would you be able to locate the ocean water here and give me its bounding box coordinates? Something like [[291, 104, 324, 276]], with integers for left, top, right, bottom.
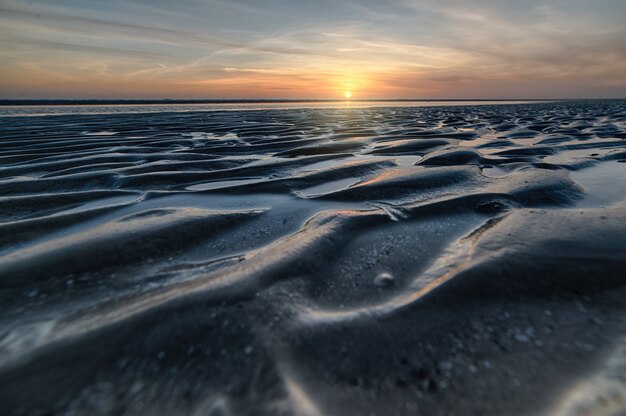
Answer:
[[0, 100, 543, 117]]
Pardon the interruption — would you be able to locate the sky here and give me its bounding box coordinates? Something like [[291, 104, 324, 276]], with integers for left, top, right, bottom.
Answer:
[[0, 0, 625, 99]]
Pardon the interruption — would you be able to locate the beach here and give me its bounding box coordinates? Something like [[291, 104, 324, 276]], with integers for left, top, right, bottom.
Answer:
[[0, 100, 625, 415]]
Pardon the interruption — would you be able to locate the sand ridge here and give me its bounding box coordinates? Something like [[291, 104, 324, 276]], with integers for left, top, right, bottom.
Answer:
[[0, 100, 625, 415]]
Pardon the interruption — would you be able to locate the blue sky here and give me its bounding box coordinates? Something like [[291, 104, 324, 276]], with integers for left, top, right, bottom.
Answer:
[[1, 0, 625, 98]]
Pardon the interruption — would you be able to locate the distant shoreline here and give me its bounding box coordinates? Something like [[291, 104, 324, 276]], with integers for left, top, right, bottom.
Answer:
[[0, 98, 589, 106]]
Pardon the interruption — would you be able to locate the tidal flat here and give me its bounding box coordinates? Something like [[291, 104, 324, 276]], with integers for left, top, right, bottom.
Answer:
[[0, 100, 625, 415]]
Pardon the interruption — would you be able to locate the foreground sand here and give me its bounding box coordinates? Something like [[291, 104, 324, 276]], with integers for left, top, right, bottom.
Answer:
[[0, 101, 625, 415]]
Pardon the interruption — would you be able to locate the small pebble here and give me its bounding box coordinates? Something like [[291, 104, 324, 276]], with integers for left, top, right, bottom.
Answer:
[[374, 272, 395, 287]]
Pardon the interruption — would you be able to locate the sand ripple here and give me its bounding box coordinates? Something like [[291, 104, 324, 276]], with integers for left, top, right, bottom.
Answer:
[[0, 101, 625, 415]]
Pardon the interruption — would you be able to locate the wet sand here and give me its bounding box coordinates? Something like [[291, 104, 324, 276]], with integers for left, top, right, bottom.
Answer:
[[0, 101, 625, 415]]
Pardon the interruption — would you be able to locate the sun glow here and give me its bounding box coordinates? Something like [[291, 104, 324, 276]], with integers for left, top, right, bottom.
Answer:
[[344, 91, 352, 100]]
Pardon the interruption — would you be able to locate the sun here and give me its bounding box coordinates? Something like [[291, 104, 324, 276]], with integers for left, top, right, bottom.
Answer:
[[344, 91, 352, 100]]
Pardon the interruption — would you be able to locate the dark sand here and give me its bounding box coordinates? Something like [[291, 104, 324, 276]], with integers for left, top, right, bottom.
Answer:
[[0, 101, 625, 415]]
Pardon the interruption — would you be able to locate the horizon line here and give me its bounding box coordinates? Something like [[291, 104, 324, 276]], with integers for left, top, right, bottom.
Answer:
[[1, 98, 625, 106]]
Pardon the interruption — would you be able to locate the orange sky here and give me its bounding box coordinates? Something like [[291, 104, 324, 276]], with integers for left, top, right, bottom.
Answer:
[[1, 0, 625, 99]]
